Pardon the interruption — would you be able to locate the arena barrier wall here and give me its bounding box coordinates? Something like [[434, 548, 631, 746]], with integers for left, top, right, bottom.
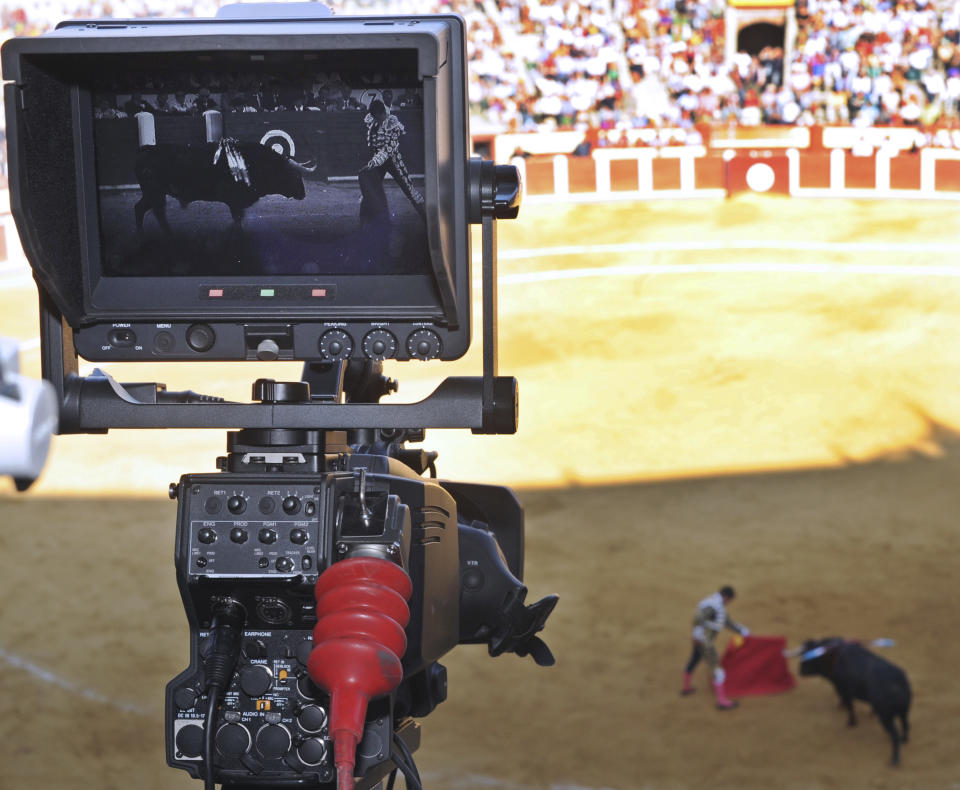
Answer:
[[513, 147, 960, 203], [4, 145, 960, 263]]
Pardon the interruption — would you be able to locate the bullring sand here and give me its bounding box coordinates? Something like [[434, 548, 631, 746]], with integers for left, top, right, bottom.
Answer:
[[1, 194, 959, 789]]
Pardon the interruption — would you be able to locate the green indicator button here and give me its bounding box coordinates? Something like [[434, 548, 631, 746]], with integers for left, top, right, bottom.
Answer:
[[260, 289, 275, 297]]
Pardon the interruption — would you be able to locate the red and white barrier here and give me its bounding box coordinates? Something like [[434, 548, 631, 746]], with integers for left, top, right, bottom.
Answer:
[[513, 147, 726, 202], [515, 147, 960, 202], [3, 141, 960, 264]]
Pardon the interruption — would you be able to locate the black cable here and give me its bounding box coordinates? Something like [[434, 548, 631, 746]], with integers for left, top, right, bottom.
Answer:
[[201, 600, 246, 790], [386, 767, 398, 790], [391, 733, 423, 790], [392, 754, 422, 790], [392, 732, 420, 784], [389, 750, 418, 790], [204, 692, 219, 790]]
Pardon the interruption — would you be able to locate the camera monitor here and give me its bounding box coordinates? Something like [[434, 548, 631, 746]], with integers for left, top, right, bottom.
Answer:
[[2, 14, 470, 363]]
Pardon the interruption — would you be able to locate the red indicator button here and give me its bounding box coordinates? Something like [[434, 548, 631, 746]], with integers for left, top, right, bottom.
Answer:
[[208, 288, 224, 298], [312, 289, 327, 297]]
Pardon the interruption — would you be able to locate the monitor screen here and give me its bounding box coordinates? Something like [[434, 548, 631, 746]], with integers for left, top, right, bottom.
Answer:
[[90, 49, 430, 280], [4, 15, 472, 361]]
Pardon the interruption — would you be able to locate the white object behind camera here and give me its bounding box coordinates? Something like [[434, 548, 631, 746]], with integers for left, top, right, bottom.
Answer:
[[0, 337, 58, 487]]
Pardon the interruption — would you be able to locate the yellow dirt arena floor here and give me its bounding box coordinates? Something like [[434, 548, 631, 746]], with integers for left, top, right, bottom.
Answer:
[[2, 193, 960, 790]]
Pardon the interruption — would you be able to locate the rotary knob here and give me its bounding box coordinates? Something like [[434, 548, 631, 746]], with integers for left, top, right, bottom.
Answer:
[[259, 528, 278, 544], [361, 329, 398, 361], [252, 379, 309, 404], [318, 329, 354, 360], [406, 329, 442, 360]]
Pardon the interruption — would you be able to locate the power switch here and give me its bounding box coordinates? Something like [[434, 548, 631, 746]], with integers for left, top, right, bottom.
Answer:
[[108, 327, 136, 348]]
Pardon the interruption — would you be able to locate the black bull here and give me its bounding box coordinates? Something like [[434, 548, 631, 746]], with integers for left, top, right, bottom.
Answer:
[[133, 142, 315, 232], [799, 637, 911, 765]]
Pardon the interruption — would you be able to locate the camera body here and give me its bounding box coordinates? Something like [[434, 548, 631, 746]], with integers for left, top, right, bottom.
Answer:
[[2, 5, 554, 787], [164, 417, 536, 787], [167, 442, 457, 785]]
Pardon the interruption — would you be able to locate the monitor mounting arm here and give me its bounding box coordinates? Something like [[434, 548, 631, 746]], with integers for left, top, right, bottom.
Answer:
[[38, 158, 522, 436]]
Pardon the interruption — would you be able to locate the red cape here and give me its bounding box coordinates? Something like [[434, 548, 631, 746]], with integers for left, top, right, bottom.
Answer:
[[720, 634, 796, 697]]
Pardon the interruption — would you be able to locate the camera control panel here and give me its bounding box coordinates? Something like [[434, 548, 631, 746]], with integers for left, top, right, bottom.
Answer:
[[167, 624, 397, 784], [168, 626, 336, 781], [168, 473, 406, 784], [74, 322, 448, 362], [184, 483, 322, 584]]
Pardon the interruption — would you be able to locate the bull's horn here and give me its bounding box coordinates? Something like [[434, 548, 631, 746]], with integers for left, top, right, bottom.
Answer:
[[782, 646, 806, 657], [799, 646, 828, 661], [288, 158, 318, 174], [849, 637, 896, 648]]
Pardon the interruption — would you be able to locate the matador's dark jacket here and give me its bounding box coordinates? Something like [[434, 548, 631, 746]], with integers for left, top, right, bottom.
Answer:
[[363, 111, 424, 209]]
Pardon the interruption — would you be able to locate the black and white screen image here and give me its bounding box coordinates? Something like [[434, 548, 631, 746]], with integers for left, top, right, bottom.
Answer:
[[91, 50, 429, 278]]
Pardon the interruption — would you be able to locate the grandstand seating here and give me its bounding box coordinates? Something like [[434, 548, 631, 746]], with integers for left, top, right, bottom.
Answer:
[[4, 0, 960, 190]]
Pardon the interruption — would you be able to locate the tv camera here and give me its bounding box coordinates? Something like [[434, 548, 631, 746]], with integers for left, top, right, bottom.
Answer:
[[2, 5, 558, 789], [0, 337, 58, 490]]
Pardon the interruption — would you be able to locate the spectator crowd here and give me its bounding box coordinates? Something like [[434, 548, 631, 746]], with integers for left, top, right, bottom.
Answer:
[[93, 73, 422, 120], [5, 0, 960, 146]]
